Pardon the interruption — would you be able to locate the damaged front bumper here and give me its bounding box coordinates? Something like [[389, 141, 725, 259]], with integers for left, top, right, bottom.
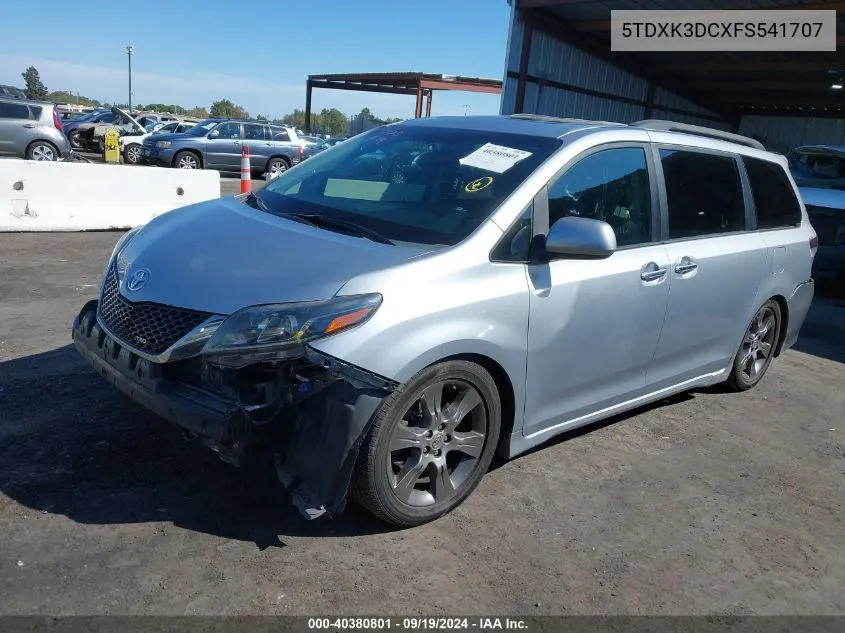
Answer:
[[71, 299, 397, 520]]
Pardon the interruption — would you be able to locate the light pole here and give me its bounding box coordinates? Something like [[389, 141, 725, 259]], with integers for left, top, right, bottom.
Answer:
[[125, 45, 134, 112]]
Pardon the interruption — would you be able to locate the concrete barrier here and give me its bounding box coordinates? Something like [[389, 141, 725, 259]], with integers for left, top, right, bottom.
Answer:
[[0, 160, 220, 232]]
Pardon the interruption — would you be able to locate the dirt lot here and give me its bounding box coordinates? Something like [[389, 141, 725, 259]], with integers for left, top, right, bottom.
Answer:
[[1, 231, 844, 616]]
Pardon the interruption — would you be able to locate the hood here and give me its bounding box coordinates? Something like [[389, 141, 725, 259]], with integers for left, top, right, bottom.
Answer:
[[114, 196, 430, 315], [112, 107, 146, 134], [799, 186, 845, 211]]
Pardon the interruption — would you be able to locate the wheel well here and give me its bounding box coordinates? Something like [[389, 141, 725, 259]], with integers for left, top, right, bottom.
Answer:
[[172, 149, 203, 168], [435, 353, 516, 452], [771, 294, 789, 357]]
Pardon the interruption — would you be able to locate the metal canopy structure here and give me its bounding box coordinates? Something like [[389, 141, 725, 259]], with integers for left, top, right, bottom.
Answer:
[[514, 0, 845, 122], [304, 72, 503, 132]]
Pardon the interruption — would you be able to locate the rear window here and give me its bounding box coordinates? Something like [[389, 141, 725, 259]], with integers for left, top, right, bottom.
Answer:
[[744, 157, 802, 229], [257, 124, 562, 246]]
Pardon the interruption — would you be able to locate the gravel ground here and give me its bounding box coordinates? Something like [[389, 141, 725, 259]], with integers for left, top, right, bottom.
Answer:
[[0, 231, 844, 616]]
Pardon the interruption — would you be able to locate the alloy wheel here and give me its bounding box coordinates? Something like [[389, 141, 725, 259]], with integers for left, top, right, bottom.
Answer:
[[739, 306, 777, 382], [31, 144, 56, 161], [178, 155, 198, 169], [387, 380, 487, 507]]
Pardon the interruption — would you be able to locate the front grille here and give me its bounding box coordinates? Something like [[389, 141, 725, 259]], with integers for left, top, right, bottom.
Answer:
[[806, 206, 843, 246], [98, 265, 212, 356]]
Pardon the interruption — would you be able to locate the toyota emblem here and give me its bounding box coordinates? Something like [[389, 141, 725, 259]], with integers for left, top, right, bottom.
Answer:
[[127, 268, 151, 292]]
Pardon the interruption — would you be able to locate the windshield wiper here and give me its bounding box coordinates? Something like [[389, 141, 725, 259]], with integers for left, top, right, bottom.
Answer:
[[279, 213, 395, 245]]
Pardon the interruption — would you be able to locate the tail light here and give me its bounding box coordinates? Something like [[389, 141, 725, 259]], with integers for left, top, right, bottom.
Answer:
[[52, 107, 62, 131], [809, 232, 818, 256]]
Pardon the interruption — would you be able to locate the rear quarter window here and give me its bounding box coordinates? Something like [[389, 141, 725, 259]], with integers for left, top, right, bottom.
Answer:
[[0, 101, 32, 119], [744, 157, 802, 229]]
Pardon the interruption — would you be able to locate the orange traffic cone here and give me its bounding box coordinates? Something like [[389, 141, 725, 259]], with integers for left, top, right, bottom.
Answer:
[[240, 146, 251, 194]]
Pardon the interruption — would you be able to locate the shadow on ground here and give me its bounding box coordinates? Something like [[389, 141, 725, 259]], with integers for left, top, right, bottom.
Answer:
[[0, 345, 395, 550]]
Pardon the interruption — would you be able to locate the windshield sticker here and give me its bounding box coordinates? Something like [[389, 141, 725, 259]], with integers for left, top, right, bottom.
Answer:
[[465, 176, 494, 193], [459, 143, 533, 174]]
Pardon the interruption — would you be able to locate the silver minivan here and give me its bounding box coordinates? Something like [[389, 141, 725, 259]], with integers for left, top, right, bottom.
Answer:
[[72, 115, 816, 527]]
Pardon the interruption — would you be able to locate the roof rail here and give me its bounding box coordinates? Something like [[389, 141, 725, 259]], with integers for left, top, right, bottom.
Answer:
[[631, 119, 765, 151]]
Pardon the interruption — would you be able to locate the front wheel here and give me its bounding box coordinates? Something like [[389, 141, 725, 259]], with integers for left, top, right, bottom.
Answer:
[[67, 129, 82, 150], [173, 151, 200, 169], [123, 144, 142, 165], [351, 360, 501, 527], [725, 299, 782, 391]]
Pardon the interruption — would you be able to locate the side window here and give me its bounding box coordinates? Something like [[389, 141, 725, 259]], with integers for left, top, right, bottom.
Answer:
[[243, 123, 266, 140], [744, 157, 802, 229], [213, 122, 241, 139], [660, 149, 744, 239], [548, 147, 652, 247], [270, 127, 291, 142], [491, 205, 533, 262], [0, 102, 31, 119]]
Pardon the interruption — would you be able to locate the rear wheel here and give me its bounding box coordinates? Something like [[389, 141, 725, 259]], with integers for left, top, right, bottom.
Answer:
[[726, 300, 782, 391], [123, 143, 142, 165], [173, 151, 200, 169], [351, 360, 501, 527], [265, 156, 289, 177], [26, 141, 58, 161]]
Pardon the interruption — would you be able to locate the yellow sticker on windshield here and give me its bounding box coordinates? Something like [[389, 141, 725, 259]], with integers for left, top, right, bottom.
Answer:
[[465, 176, 494, 193]]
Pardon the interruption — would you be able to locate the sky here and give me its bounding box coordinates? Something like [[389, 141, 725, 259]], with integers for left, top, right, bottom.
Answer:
[[0, 0, 513, 121]]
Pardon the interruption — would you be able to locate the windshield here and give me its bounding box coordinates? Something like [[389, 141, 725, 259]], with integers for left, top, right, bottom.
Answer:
[[185, 119, 220, 136], [256, 124, 561, 246], [788, 148, 845, 190]]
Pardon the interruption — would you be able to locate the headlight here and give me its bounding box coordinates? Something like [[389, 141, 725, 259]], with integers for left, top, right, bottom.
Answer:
[[203, 293, 382, 355], [155, 140, 172, 148], [105, 226, 140, 274]]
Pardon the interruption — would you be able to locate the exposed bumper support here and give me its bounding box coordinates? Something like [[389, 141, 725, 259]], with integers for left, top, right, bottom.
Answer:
[[72, 300, 398, 520]]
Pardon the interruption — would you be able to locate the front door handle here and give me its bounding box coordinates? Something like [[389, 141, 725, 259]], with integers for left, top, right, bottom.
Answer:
[[674, 256, 699, 275], [21, 123, 35, 128], [640, 262, 667, 282]]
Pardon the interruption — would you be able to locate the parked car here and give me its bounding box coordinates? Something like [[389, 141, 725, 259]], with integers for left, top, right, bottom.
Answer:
[[787, 144, 845, 282], [72, 116, 815, 527], [141, 118, 303, 176], [120, 120, 195, 165], [0, 96, 71, 160], [302, 136, 347, 160], [62, 108, 115, 149], [73, 108, 172, 153]]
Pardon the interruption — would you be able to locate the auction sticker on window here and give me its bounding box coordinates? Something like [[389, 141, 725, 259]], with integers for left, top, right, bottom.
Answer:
[[459, 143, 533, 174]]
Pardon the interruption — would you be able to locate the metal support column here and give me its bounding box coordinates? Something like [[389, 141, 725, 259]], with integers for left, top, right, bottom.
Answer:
[[415, 85, 424, 118], [305, 79, 313, 133], [425, 90, 432, 117]]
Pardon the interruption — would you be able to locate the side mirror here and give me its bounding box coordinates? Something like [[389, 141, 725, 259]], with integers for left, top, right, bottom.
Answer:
[[544, 216, 616, 259], [208, 130, 219, 139]]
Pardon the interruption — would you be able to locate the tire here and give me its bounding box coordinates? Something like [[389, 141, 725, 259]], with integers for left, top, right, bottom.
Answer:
[[173, 151, 200, 169], [351, 360, 501, 527], [265, 156, 289, 177], [26, 141, 59, 161], [725, 299, 782, 392], [123, 143, 142, 165], [67, 129, 82, 150]]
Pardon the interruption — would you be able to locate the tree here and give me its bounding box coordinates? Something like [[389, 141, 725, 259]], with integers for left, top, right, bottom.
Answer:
[[186, 105, 210, 118], [46, 90, 101, 107], [322, 108, 350, 136], [359, 107, 372, 120], [256, 113, 268, 121], [210, 99, 248, 118], [21, 66, 47, 100]]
